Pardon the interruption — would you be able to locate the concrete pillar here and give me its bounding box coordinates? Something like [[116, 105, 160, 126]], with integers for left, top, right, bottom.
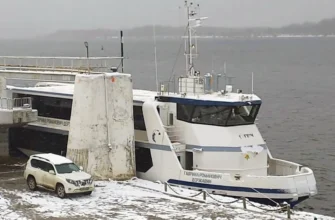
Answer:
[[104, 73, 135, 180], [0, 127, 9, 156], [0, 76, 7, 98], [66, 73, 135, 180]]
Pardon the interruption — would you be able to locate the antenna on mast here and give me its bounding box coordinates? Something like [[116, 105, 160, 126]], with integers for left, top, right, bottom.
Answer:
[[251, 72, 254, 95], [153, 23, 159, 93], [185, 0, 193, 76], [223, 61, 227, 88], [184, 1, 207, 77], [120, 30, 124, 73]]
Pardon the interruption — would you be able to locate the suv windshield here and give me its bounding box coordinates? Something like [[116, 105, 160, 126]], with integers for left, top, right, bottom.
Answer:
[[55, 163, 80, 174]]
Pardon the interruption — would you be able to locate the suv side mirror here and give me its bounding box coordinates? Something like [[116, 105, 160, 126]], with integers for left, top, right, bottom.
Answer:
[[79, 166, 83, 171], [49, 170, 55, 175]]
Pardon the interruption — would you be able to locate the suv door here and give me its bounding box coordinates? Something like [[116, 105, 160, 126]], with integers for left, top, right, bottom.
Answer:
[[39, 161, 57, 190], [30, 159, 44, 185]]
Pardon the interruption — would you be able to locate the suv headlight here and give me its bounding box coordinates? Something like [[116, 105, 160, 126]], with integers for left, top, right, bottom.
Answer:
[[66, 179, 79, 186]]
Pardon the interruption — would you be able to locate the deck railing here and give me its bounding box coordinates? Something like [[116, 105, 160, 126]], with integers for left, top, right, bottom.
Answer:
[[0, 97, 32, 110], [13, 97, 32, 109], [0, 56, 124, 73], [0, 98, 13, 110]]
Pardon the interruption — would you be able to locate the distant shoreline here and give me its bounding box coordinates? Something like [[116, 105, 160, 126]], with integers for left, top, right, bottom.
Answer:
[[2, 35, 335, 41], [1, 16, 335, 40]]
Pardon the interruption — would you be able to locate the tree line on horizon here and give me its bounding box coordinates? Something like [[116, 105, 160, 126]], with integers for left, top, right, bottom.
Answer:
[[44, 17, 335, 40]]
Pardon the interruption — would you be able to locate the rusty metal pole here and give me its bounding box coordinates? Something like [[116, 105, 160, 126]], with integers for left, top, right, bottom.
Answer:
[[287, 204, 291, 219]]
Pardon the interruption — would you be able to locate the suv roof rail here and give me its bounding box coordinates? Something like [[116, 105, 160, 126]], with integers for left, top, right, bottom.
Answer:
[[31, 155, 50, 162]]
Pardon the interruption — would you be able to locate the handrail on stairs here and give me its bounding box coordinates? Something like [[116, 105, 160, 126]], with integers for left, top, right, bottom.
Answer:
[[0, 97, 32, 110]]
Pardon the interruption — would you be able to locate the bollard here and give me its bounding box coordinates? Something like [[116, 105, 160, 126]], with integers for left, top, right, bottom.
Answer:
[[164, 182, 167, 192], [203, 190, 206, 201], [243, 197, 247, 209], [287, 204, 291, 219]]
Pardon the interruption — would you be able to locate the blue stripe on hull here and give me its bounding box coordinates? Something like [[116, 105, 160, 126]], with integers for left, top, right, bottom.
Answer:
[[167, 179, 308, 207], [244, 196, 309, 208], [186, 144, 267, 152], [168, 179, 287, 194], [135, 141, 268, 153]]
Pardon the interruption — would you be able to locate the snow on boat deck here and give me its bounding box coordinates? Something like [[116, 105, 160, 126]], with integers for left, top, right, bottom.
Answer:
[[0, 178, 332, 220], [7, 81, 261, 103]]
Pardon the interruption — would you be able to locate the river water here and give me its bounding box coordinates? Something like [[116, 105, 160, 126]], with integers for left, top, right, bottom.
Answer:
[[0, 37, 335, 217]]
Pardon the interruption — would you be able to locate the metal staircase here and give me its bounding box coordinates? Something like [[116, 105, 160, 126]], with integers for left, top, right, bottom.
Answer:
[[164, 125, 186, 152]]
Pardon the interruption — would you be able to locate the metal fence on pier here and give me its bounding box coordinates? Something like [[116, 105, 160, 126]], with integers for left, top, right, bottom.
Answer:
[[0, 56, 124, 74]]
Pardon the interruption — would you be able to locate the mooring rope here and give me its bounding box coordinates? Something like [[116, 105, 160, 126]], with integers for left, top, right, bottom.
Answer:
[[167, 183, 203, 198], [249, 187, 280, 207], [246, 199, 287, 212], [165, 182, 288, 212], [166, 183, 242, 205], [205, 191, 241, 204]]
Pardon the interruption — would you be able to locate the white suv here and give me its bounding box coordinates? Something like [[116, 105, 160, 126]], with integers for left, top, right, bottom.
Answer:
[[24, 153, 94, 198]]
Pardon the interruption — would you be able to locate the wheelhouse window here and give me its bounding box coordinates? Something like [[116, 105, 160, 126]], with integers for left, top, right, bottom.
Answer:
[[133, 105, 146, 131], [226, 105, 260, 126], [177, 103, 260, 127]]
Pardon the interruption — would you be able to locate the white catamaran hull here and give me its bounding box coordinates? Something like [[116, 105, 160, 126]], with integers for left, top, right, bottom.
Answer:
[[136, 144, 316, 206], [135, 100, 317, 207]]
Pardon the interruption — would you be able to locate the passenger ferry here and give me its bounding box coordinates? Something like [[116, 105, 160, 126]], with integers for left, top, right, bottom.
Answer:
[[2, 1, 317, 207]]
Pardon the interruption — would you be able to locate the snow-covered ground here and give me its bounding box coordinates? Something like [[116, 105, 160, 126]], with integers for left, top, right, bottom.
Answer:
[[0, 177, 333, 220], [0, 194, 27, 220]]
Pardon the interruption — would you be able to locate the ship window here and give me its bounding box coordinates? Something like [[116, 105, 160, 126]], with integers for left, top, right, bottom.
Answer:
[[192, 105, 231, 126], [177, 104, 194, 121], [185, 152, 193, 170], [8, 127, 68, 157], [135, 147, 153, 172], [18, 94, 72, 120], [133, 105, 146, 131], [177, 103, 260, 127], [226, 105, 260, 126], [169, 113, 174, 126]]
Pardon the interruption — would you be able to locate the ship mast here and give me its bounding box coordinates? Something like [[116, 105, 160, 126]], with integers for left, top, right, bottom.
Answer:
[[184, 1, 207, 77]]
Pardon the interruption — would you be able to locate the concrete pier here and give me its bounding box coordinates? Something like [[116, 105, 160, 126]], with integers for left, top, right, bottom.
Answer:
[[66, 73, 135, 180]]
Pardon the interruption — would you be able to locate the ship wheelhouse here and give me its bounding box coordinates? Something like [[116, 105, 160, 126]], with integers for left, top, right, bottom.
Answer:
[[156, 96, 261, 127]]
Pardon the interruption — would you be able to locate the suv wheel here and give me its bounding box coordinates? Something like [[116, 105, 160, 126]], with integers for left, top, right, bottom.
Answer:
[[27, 176, 37, 191], [56, 184, 66, 198], [84, 191, 92, 195]]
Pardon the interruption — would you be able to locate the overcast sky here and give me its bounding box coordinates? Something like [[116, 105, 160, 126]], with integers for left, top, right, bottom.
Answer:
[[0, 0, 335, 38]]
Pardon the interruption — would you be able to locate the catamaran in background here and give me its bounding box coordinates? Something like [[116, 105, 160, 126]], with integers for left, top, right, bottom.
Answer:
[[0, 0, 317, 208]]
